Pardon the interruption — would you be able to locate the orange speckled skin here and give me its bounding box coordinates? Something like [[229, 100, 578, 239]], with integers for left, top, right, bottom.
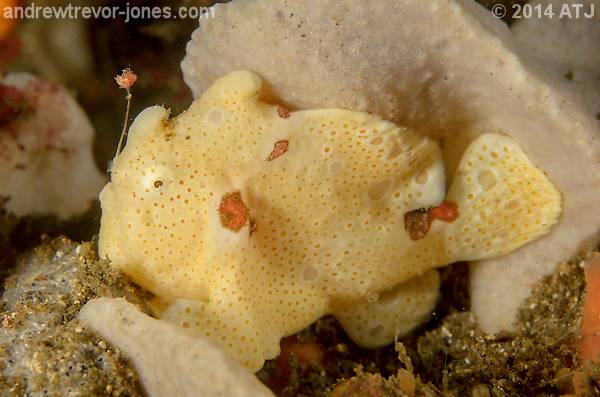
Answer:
[[99, 71, 561, 370]]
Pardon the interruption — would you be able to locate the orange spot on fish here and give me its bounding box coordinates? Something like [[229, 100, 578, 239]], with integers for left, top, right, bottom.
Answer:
[[277, 105, 290, 119], [430, 201, 459, 223], [267, 140, 289, 161], [218, 191, 249, 232]]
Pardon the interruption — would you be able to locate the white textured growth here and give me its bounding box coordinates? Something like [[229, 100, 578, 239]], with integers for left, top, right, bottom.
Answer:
[[79, 298, 275, 397], [181, 0, 600, 333], [0, 73, 105, 219]]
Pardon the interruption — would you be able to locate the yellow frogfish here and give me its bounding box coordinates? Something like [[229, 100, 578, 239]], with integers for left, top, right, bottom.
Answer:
[[99, 71, 562, 370]]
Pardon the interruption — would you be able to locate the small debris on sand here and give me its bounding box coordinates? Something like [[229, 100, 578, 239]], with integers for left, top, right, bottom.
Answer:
[[0, 236, 148, 396]]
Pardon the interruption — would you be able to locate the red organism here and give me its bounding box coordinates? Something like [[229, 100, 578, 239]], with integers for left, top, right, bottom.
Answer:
[[269, 336, 325, 393], [277, 105, 290, 119], [115, 68, 138, 90], [430, 201, 459, 223], [218, 191, 250, 232], [405, 201, 459, 240], [0, 83, 27, 126], [267, 140, 289, 161]]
